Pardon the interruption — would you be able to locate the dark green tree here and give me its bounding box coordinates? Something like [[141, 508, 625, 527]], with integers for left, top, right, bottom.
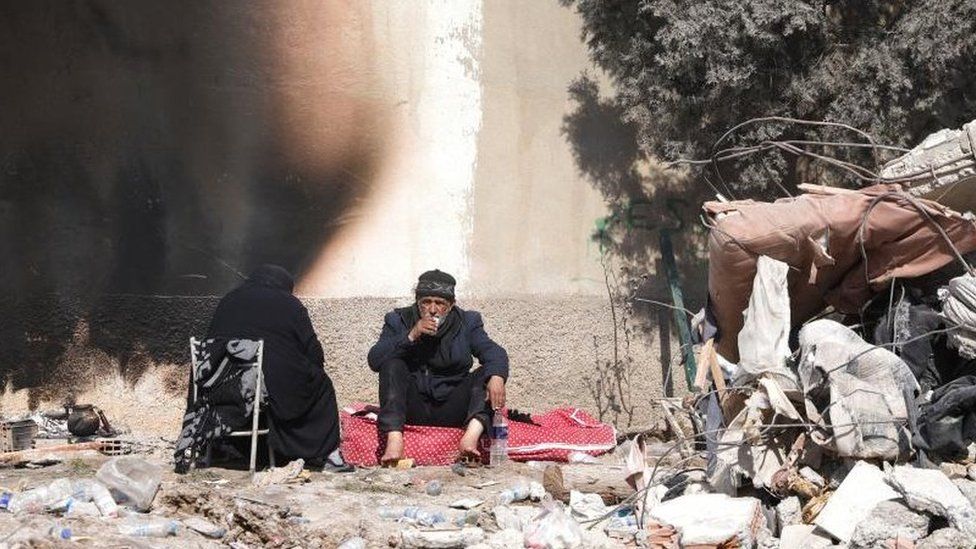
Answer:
[[561, 0, 976, 195]]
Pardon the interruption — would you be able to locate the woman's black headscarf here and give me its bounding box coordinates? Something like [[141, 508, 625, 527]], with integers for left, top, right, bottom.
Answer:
[[245, 264, 295, 293]]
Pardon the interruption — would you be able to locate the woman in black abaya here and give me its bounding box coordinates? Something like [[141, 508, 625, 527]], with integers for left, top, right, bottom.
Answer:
[[206, 264, 349, 470]]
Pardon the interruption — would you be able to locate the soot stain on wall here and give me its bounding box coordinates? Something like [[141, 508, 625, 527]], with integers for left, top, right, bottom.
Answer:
[[0, 1, 383, 403]]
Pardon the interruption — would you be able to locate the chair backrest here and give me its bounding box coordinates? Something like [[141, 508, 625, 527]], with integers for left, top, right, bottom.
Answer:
[[189, 337, 265, 404]]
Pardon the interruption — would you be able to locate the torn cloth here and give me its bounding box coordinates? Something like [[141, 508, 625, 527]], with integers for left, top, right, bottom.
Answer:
[[705, 184, 976, 362]]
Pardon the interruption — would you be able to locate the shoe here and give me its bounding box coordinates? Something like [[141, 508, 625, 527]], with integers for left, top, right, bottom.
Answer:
[[323, 449, 355, 473]]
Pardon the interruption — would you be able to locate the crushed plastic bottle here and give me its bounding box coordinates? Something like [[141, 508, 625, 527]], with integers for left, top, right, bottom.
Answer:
[[7, 479, 72, 514], [378, 506, 446, 526], [47, 522, 72, 540], [118, 517, 180, 537], [497, 479, 531, 505], [97, 457, 162, 511]]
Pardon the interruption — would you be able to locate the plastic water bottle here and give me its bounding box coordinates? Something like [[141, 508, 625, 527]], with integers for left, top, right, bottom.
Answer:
[[118, 518, 180, 537], [7, 485, 52, 514], [47, 522, 72, 540], [378, 506, 446, 526], [0, 491, 13, 510], [72, 479, 119, 517], [490, 410, 508, 466]]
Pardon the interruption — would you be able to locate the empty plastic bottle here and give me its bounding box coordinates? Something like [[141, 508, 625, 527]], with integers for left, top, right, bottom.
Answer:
[[118, 517, 180, 537], [72, 479, 119, 517], [0, 491, 12, 510], [378, 506, 446, 526], [497, 480, 531, 505], [6, 478, 71, 514], [47, 523, 72, 540], [489, 409, 509, 466]]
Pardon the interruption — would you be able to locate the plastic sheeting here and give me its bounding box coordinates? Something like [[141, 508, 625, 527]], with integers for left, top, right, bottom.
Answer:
[[797, 320, 919, 460]]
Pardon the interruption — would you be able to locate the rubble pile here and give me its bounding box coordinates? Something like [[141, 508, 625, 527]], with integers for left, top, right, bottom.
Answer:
[[625, 121, 976, 548]]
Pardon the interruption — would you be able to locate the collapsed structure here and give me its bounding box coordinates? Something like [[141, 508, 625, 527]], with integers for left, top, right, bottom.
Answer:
[[645, 118, 976, 547]]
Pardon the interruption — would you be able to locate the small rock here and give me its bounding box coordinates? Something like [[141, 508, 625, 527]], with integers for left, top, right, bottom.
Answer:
[[425, 480, 442, 497], [848, 500, 930, 549], [967, 464, 976, 482], [775, 496, 802, 533], [916, 528, 973, 549], [942, 463, 969, 480], [528, 481, 546, 502], [450, 463, 467, 477]]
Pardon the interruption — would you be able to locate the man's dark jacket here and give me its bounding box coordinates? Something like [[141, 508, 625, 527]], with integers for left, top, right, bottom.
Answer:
[[367, 307, 509, 398]]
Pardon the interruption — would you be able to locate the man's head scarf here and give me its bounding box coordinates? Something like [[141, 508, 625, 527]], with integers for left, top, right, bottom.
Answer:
[[415, 269, 456, 300]]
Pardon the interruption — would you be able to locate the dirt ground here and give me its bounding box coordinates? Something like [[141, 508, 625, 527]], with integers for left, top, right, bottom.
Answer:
[[0, 442, 637, 548]]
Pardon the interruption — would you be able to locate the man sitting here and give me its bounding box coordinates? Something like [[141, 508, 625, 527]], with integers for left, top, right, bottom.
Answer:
[[367, 270, 509, 464]]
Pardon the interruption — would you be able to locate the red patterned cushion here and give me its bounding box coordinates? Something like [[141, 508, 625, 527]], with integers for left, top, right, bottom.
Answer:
[[339, 404, 616, 466]]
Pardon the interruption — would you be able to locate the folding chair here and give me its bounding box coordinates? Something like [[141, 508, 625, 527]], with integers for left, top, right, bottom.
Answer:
[[189, 337, 275, 472]]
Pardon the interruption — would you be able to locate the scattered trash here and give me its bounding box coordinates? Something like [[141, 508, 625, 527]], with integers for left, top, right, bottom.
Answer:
[[96, 456, 162, 511], [523, 500, 582, 549], [252, 459, 306, 487], [568, 490, 606, 521]]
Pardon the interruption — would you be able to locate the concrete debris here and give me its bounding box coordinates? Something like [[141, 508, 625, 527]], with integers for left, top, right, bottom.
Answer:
[[814, 461, 899, 543], [647, 493, 763, 547], [400, 526, 485, 548], [886, 465, 976, 539], [779, 524, 834, 549], [337, 536, 368, 549], [775, 496, 801, 532], [916, 528, 975, 549], [848, 500, 931, 549], [493, 505, 536, 532], [953, 478, 976, 510]]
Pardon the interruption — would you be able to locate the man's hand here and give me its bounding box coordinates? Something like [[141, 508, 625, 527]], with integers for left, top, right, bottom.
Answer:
[[486, 375, 506, 410], [407, 316, 438, 342]]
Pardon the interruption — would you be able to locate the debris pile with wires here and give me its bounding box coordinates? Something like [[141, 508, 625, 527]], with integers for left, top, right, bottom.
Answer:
[[623, 118, 976, 548]]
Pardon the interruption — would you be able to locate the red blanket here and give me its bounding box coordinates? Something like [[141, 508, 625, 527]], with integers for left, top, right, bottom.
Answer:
[[339, 404, 616, 466]]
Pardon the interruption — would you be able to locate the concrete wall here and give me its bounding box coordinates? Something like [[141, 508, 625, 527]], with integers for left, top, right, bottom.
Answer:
[[0, 1, 675, 433]]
